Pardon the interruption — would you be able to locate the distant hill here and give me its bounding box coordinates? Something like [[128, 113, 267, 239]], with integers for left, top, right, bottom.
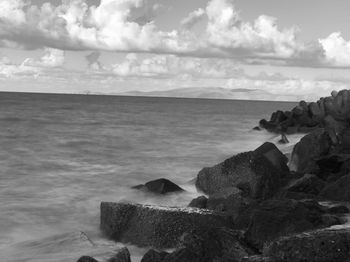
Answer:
[[118, 87, 296, 101]]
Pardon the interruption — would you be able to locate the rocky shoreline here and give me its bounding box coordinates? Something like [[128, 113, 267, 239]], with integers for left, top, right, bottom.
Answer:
[[78, 90, 350, 262]]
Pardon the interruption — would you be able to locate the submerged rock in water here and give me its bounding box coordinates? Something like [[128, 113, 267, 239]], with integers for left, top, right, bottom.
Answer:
[[77, 256, 99, 262], [264, 228, 350, 262], [195, 142, 287, 198], [100, 202, 232, 248], [188, 196, 208, 209], [132, 178, 184, 194], [278, 133, 289, 144]]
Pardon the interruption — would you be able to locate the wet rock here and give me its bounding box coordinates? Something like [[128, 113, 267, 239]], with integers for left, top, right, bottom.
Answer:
[[196, 143, 285, 197], [278, 133, 289, 144], [141, 249, 169, 262], [132, 178, 184, 194], [77, 257, 99, 262], [264, 228, 350, 262], [327, 205, 350, 214], [188, 196, 208, 209], [107, 247, 131, 262], [319, 174, 350, 201], [253, 126, 262, 131], [290, 129, 332, 173], [285, 174, 326, 195], [206, 187, 253, 220], [242, 199, 341, 250], [163, 227, 255, 262], [100, 202, 232, 248]]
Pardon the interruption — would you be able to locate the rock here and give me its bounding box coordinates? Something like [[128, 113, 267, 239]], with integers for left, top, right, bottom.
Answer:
[[292, 106, 304, 116], [163, 248, 199, 262], [259, 119, 278, 132], [316, 154, 345, 174], [323, 115, 348, 135], [264, 228, 350, 262], [132, 178, 184, 194], [327, 205, 350, 214], [270, 110, 287, 124], [206, 187, 253, 220], [278, 133, 289, 144], [141, 249, 169, 262], [100, 202, 232, 248], [108, 247, 131, 262], [331, 90, 338, 97], [242, 199, 341, 250], [319, 174, 350, 201], [290, 129, 332, 173], [166, 227, 255, 262], [77, 257, 99, 262], [309, 102, 324, 119], [253, 126, 262, 131], [196, 143, 285, 197], [338, 128, 350, 154], [285, 174, 326, 195], [188, 196, 208, 209], [299, 100, 308, 111]]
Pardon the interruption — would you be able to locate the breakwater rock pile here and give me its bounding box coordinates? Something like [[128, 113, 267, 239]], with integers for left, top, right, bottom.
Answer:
[[79, 90, 350, 262]]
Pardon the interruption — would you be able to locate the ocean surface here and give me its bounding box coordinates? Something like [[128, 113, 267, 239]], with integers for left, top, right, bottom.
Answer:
[[0, 92, 300, 261]]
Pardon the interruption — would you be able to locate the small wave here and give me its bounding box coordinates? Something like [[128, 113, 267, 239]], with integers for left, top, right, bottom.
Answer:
[[0, 117, 22, 122]]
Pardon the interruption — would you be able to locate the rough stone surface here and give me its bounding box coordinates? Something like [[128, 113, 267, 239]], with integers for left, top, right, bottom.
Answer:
[[195, 143, 285, 197], [264, 228, 350, 262], [141, 249, 168, 262], [132, 178, 184, 194], [319, 174, 350, 201], [188, 196, 208, 209], [242, 199, 342, 250], [290, 129, 332, 173], [285, 174, 326, 195], [108, 247, 131, 262], [77, 257, 99, 262], [100, 202, 232, 248]]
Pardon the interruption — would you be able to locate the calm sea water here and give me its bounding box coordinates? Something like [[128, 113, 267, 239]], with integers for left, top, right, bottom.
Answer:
[[0, 92, 298, 261]]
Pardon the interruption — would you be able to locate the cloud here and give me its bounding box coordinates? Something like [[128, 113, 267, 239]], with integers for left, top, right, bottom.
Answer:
[[319, 32, 350, 67], [85, 51, 102, 70], [0, 0, 349, 68], [111, 53, 244, 78], [22, 48, 65, 67]]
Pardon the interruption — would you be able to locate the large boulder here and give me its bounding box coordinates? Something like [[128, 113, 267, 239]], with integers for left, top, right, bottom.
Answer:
[[241, 199, 342, 250], [161, 228, 255, 262], [319, 174, 350, 201], [290, 129, 333, 173], [284, 174, 326, 196], [188, 196, 208, 209], [264, 228, 350, 262], [77, 257, 99, 262], [100, 202, 232, 248], [206, 187, 253, 220], [141, 249, 169, 262], [195, 142, 286, 197], [132, 178, 184, 194]]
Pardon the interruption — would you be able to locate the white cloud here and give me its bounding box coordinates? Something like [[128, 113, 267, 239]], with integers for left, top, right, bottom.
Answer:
[[111, 53, 244, 78], [0, 0, 349, 68], [22, 48, 65, 68], [319, 32, 350, 67]]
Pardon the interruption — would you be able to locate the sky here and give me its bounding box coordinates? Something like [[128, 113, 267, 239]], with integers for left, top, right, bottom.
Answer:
[[0, 0, 350, 101]]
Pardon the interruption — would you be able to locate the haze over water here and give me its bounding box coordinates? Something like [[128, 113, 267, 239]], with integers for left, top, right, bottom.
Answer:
[[0, 92, 297, 261]]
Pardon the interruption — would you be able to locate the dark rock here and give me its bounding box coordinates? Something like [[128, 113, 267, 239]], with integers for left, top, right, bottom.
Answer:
[[278, 133, 289, 144], [292, 106, 304, 116], [163, 248, 199, 262], [259, 119, 278, 132], [327, 205, 350, 214], [174, 227, 255, 262], [319, 174, 350, 201], [285, 174, 326, 195], [100, 202, 232, 248], [206, 187, 253, 220], [253, 126, 262, 131], [196, 143, 286, 197], [188, 196, 208, 209], [243, 199, 342, 251], [316, 154, 344, 174], [338, 128, 350, 154], [132, 178, 184, 194], [290, 129, 332, 173], [77, 257, 99, 262], [264, 228, 350, 262], [141, 249, 168, 262], [108, 247, 131, 262]]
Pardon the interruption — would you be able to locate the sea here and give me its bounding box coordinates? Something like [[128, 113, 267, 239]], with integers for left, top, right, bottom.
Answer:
[[0, 92, 301, 261]]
